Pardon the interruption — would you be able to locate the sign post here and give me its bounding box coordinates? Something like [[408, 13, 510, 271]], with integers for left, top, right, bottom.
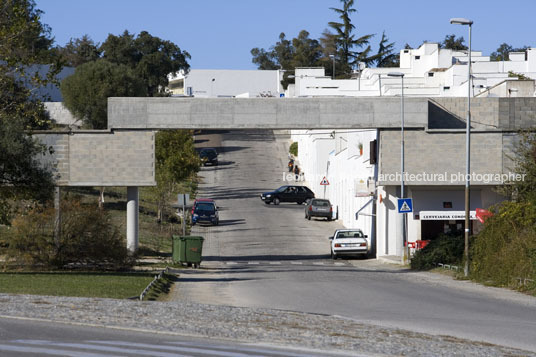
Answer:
[[178, 193, 190, 236], [320, 176, 330, 199]]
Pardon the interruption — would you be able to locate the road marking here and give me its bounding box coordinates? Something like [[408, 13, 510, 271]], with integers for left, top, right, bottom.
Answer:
[[269, 261, 282, 265], [312, 262, 325, 266], [290, 262, 303, 265], [248, 261, 260, 265], [334, 262, 345, 266], [226, 262, 238, 265]]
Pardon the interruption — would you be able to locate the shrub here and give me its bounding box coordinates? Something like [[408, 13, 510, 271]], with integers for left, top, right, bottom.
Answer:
[[410, 233, 464, 270], [470, 201, 536, 288], [289, 142, 298, 156], [6, 198, 133, 270]]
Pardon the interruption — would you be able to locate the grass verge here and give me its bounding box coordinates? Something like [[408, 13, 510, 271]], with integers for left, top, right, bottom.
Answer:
[[141, 272, 178, 301], [0, 272, 156, 299]]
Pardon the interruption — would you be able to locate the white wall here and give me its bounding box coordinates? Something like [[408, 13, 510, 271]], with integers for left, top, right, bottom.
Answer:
[[169, 69, 284, 98]]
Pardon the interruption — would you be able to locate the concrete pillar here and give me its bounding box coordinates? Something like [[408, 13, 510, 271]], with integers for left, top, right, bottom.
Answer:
[[126, 186, 139, 252]]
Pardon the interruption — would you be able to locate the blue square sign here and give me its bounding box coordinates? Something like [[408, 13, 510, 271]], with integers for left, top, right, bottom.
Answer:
[[398, 198, 413, 213]]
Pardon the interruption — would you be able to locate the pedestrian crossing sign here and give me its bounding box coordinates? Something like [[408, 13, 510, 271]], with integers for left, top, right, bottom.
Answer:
[[320, 177, 330, 185], [398, 198, 413, 213]]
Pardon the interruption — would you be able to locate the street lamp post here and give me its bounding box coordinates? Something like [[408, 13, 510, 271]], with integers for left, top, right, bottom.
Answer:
[[388, 72, 406, 263], [450, 17, 473, 277], [329, 54, 335, 79]]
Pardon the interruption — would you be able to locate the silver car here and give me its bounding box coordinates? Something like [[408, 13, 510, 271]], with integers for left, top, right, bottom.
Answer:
[[305, 199, 333, 221]]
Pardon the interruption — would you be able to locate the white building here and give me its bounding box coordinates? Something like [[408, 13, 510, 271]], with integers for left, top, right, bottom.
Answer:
[[289, 43, 536, 98], [290, 43, 536, 259], [168, 69, 284, 98]]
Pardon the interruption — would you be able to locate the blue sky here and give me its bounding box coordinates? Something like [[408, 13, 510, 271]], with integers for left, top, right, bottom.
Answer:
[[36, 0, 535, 70]]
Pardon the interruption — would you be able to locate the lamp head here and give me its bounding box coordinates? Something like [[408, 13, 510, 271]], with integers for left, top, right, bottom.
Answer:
[[450, 18, 473, 26]]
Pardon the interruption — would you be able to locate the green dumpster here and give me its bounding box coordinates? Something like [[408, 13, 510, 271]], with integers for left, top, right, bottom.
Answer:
[[172, 236, 204, 268]]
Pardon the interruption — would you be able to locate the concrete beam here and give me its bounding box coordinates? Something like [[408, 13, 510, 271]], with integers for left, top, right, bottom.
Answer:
[[108, 97, 430, 130]]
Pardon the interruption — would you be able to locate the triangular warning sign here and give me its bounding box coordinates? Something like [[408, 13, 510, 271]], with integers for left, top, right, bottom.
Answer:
[[400, 201, 411, 212], [320, 177, 330, 185]]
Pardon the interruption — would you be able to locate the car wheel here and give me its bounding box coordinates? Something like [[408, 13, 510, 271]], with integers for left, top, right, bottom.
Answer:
[[264, 201, 270, 205], [331, 250, 336, 260], [274, 198, 280, 205], [327, 217, 332, 221]]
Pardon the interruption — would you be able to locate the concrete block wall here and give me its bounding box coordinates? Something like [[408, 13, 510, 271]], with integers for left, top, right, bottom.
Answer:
[[379, 130, 505, 185], [35, 130, 156, 187], [433, 97, 536, 130]]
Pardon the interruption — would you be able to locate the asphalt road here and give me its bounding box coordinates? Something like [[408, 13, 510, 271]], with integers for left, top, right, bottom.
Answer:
[[174, 129, 536, 353], [0, 317, 341, 357]]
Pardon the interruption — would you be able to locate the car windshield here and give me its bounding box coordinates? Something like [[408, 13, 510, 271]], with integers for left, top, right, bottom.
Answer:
[[336, 231, 364, 239], [312, 200, 330, 207], [201, 149, 216, 156], [195, 203, 215, 213]]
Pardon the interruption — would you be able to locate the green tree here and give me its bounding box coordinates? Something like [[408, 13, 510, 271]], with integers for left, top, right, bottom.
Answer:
[[328, 0, 375, 76], [441, 34, 467, 51], [376, 31, 399, 68], [100, 30, 191, 96], [251, 31, 322, 89], [250, 48, 278, 70], [491, 43, 528, 61], [61, 60, 146, 129], [0, 0, 56, 224], [56, 35, 101, 67], [148, 130, 200, 223], [499, 131, 536, 202]]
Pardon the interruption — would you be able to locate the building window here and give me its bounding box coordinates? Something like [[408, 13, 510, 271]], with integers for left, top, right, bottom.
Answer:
[[415, 55, 421, 60], [404, 50, 409, 53], [443, 202, 453, 208], [428, 72, 434, 77], [443, 86, 450, 90]]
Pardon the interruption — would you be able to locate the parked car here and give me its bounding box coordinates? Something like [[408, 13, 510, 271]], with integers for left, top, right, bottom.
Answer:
[[329, 229, 369, 259], [192, 202, 219, 225], [191, 198, 216, 215], [199, 148, 218, 166], [305, 199, 333, 221], [260, 185, 314, 205]]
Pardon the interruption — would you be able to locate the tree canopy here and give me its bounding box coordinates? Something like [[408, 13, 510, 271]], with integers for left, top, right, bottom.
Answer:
[[100, 30, 191, 96], [376, 31, 398, 68], [441, 34, 467, 51], [250, 1, 392, 80], [60, 30, 191, 128], [0, 0, 56, 224], [490, 43, 529, 61], [61, 60, 146, 129], [56, 35, 102, 67]]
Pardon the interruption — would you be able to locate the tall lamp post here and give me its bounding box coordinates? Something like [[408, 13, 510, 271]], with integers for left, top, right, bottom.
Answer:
[[450, 17, 473, 277], [329, 54, 335, 79], [388, 72, 406, 263]]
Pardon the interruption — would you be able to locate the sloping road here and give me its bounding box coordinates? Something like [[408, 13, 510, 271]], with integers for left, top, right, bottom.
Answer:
[[172, 130, 536, 353]]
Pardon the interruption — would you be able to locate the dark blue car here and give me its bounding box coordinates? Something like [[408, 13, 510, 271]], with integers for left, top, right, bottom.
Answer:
[[192, 202, 219, 225]]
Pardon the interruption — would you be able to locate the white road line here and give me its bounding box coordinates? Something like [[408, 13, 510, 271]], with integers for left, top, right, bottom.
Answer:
[[170, 341, 330, 357], [226, 262, 238, 265], [248, 261, 260, 265], [334, 262, 345, 266], [16, 340, 189, 357], [92, 340, 269, 357], [312, 262, 325, 266], [269, 261, 282, 265], [290, 262, 303, 265], [0, 344, 118, 357]]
